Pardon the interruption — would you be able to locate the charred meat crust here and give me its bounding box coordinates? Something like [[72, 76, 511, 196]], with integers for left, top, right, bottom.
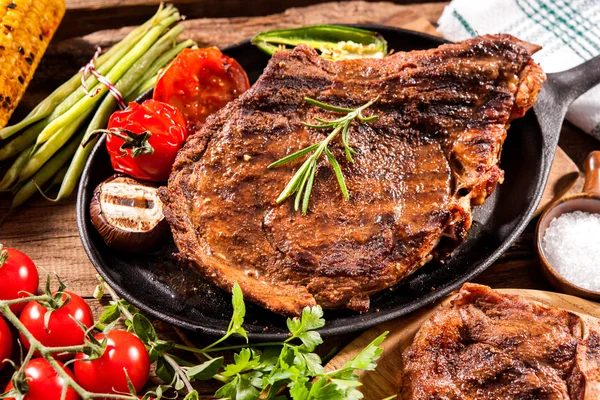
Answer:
[[160, 34, 546, 317], [402, 283, 600, 400]]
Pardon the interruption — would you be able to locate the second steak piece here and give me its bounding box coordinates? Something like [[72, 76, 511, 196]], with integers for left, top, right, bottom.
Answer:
[[160, 35, 545, 317], [402, 283, 600, 399]]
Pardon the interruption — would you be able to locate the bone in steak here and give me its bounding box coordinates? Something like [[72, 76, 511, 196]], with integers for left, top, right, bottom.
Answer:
[[159, 35, 546, 317], [402, 283, 600, 399]]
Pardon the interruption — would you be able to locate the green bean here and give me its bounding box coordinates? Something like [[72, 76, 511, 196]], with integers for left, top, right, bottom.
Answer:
[[49, 165, 69, 187], [36, 13, 180, 145], [0, 6, 175, 140], [50, 27, 190, 201], [11, 132, 83, 209], [27, 8, 178, 142], [119, 23, 186, 100], [127, 39, 196, 101], [0, 120, 45, 161], [126, 76, 158, 103], [19, 109, 92, 182], [0, 144, 34, 191]]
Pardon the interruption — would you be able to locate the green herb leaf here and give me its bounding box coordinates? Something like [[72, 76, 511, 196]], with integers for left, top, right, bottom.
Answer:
[[215, 376, 237, 399], [99, 303, 120, 324], [132, 313, 158, 343], [268, 143, 320, 168], [294, 351, 324, 375], [186, 357, 224, 381], [325, 148, 349, 200], [184, 390, 200, 400], [304, 97, 355, 113], [336, 331, 387, 372], [311, 381, 346, 400], [93, 282, 104, 299], [270, 98, 378, 214], [124, 369, 138, 396], [156, 357, 175, 384], [297, 331, 323, 353], [289, 376, 311, 400], [229, 282, 248, 341], [222, 348, 261, 377], [287, 306, 325, 338]]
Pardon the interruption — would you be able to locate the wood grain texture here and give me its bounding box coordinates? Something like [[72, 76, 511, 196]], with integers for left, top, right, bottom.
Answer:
[[56, 1, 448, 41], [325, 289, 600, 400]]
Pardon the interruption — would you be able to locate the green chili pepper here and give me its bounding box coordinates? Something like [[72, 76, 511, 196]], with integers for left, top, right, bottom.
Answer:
[[251, 24, 388, 60]]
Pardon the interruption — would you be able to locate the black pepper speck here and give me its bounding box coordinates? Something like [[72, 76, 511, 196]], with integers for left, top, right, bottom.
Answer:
[[18, 76, 24, 84], [6, 3, 16, 9], [24, 57, 32, 65], [18, 46, 23, 55]]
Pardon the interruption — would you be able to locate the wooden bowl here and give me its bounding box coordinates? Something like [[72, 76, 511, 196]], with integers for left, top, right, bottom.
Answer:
[[536, 151, 600, 300]]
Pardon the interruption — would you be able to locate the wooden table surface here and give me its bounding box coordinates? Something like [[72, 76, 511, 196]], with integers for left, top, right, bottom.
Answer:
[[1, 0, 600, 397]]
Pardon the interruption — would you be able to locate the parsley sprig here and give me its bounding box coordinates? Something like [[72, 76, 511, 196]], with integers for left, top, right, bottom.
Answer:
[[269, 97, 379, 214], [97, 279, 388, 400]]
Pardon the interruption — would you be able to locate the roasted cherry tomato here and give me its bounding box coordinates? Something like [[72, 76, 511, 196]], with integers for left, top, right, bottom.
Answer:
[[3, 358, 80, 400], [153, 47, 250, 132], [106, 99, 187, 182], [74, 330, 150, 395], [0, 317, 12, 372], [0, 246, 39, 315], [19, 291, 93, 361]]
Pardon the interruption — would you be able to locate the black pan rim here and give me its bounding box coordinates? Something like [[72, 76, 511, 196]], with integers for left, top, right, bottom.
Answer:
[[76, 24, 548, 340]]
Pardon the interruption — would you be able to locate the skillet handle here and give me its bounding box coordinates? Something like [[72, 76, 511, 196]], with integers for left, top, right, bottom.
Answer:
[[546, 54, 600, 106]]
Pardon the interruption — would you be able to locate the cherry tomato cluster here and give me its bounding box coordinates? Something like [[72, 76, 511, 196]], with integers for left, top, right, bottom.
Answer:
[[105, 47, 250, 182], [0, 247, 151, 400]]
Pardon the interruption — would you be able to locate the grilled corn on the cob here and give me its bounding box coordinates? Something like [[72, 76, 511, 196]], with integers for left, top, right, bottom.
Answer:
[[0, 0, 65, 128]]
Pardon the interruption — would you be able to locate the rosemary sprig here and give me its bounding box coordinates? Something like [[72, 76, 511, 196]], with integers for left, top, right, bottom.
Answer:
[[268, 96, 379, 214]]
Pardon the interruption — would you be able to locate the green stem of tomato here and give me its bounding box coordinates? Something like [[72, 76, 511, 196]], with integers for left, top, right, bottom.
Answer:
[[163, 353, 195, 393], [0, 303, 140, 399], [0, 294, 50, 305]]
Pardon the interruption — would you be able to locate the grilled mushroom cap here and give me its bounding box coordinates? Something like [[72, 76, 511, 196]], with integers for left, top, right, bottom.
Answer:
[[90, 175, 169, 252]]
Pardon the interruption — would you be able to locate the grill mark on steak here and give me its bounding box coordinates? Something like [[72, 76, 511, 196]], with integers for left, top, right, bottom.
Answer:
[[402, 284, 600, 399], [160, 35, 546, 317]]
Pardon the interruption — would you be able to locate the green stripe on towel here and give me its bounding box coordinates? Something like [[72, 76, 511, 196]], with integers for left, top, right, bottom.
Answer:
[[516, 0, 589, 61], [452, 9, 477, 38], [536, 0, 600, 55]]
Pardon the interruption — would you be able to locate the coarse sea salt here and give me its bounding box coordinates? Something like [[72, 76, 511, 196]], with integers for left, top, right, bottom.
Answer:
[[542, 211, 600, 291]]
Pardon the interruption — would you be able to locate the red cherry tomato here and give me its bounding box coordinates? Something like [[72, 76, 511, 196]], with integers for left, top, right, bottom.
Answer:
[[3, 358, 80, 400], [153, 47, 250, 132], [106, 99, 187, 182], [0, 317, 12, 372], [0, 247, 39, 315], [74, 330, 150, 394], [19, 291, 93, 361]]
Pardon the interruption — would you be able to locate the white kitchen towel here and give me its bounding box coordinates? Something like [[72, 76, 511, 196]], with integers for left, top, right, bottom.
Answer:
[[437, 0, 600, 139]]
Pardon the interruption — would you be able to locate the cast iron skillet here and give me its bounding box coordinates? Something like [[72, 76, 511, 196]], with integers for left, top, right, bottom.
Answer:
[[77, 25, 600, 340]]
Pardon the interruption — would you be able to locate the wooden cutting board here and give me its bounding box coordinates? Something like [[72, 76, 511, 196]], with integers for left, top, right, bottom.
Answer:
[[324, 289, 600, 399]]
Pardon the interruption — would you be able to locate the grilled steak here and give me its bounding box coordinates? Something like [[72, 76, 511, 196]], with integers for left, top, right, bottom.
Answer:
[[402, 284, 600, 399], [159, 35, 546, 317]]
